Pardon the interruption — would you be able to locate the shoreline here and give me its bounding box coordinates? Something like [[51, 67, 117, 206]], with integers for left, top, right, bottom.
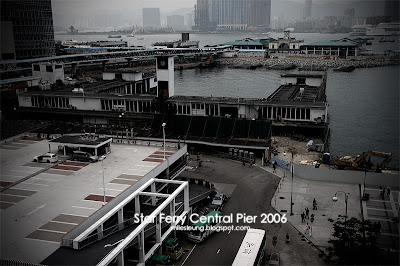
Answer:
[[218, 57, 400, 69]]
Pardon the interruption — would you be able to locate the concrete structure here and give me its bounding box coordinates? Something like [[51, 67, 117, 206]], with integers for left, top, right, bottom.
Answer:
[[222, 38, 265, 50], [32, 63, 65, 84], [156, 56, 175, 98], [0, 135, 188, 265], [0, 0, 55, 60]]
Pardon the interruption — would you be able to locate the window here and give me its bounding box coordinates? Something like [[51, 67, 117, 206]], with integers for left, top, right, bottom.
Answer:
[[55, 65, 63, 69], [46, 65, 53, 72], [33, 65, 40, 71]]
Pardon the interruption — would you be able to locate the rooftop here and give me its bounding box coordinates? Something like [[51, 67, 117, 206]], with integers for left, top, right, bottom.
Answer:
[[303, 41, 358, 47], [0, 137, 180, 263], [267, 84, 323, 103]]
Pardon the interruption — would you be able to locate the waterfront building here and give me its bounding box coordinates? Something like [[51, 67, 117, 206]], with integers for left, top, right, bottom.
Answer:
[[365, 22, 400, 36], [222, 38, 265, 50], [300, 39, 360, 59], [0, 0, 55, 60], [142, 8, 161, 28], [193, 0, 218, 31], [268, 29, 303, 55], [350, 25, 373, 36], [247, 0, 271, 32]]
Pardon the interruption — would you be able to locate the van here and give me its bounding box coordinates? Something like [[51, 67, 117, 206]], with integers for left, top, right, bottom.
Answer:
[[72, 150, 98, 163]]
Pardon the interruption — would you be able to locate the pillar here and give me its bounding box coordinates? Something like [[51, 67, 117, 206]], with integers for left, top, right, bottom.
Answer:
[[155, 214, 162, 254], [151, 182, 156, 206], [184, 185, 189, 213], [138, 230, 145, 264], [117, 250, 124, 266], [135, 195, 140, 214], [97, 224, 104, 239], [118, 208, 124, 230]]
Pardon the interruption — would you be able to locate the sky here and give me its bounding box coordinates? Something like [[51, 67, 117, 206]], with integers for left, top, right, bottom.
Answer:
[[51, 0, 386, 28]]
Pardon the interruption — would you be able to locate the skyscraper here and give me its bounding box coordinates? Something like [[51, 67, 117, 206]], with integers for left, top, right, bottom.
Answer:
[[384, 0, 399, 22], [142, 8, 161, 27], [218, 0, 248, 31], [248, 0, 271, 30], [0, 0, 55, 60], [193, 0, 218, 30], [303, 0, 312, 18]]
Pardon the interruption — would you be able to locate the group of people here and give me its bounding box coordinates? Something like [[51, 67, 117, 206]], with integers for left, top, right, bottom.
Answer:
[[300, 198, 318, 237]]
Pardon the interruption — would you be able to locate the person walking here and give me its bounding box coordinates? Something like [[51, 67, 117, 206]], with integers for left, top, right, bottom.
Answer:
[[313, 198, 317, 210], [272, 161, 276, 173], [285, 233, 290, 244], [242, 160, 245, 168], [387, 187, 391, 197], [305, 223, 310, 234], [305, 207, 310, 219], [301, 212, 305, 223]]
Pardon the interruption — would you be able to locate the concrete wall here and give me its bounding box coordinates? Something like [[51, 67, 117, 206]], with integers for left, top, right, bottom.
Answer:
[[70, 97, 101, 110], [281, 76, 322, 87], [293, 163, 399, 187], [310, 108, 326, 122], [18, 95, 32, 107]]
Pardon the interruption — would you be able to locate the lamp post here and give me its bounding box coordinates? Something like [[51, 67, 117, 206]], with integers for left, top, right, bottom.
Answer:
[[290, 152, 294, 216], [162, 123, 166, 160], [333, 191, 349, 230], [99, 155, 107, 205]]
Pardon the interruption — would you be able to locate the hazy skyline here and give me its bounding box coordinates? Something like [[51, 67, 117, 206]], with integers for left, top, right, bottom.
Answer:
[[52, 0, 387, 29]]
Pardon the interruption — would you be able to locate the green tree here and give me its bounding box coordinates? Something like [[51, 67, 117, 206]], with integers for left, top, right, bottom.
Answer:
[[326, 216, 393, 265]]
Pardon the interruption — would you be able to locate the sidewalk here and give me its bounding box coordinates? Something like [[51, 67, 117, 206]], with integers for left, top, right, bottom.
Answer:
[[264, 164, 362, 250]]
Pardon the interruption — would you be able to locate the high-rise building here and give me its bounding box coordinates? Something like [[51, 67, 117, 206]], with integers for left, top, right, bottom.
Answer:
[[218, 0, 248, 31], [142, 8, 161, 27], [248, 0, 271, 31], [167, 15, 185, 30], [384, 0, 399, 22], [303, 0, 312, 18], [194, 0, 218, 30], [0, 0, 55, 60]]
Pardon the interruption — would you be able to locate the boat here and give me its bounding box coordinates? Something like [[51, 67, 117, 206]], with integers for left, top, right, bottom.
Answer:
[[108, 35, 122, 38], [127, 30, 135, 37]]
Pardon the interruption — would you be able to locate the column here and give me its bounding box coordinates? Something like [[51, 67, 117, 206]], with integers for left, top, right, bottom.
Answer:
[[135, 196, 140, 214], [97, 224, 104, 239], [138, 230, 145, 264], [155, 214, 161, 254], [117, 250, 124, 266], [184, 185, 189, 213], [118, 208, 124, 230], [151, 182, 156, 206]]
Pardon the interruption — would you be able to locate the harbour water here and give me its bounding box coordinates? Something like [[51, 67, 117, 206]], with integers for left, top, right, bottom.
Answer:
[[56, 33, 400, 168]]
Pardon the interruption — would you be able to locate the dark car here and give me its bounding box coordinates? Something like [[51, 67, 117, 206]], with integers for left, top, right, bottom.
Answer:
[[72, 150, 98, 163]]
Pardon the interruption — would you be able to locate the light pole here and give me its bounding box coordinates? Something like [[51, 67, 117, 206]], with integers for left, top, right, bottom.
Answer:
[[99, 155, 107, 205], [333, 191, 349, 230], [162, 123, 166, 160], [290, 152, 294, 216]]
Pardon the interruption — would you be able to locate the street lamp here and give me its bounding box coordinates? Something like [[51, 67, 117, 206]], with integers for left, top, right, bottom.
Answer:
[[290, 152, 294, 215], [99, 155, 107, 205], [162, 123, 166, 160], [333, 191, 349, 230]]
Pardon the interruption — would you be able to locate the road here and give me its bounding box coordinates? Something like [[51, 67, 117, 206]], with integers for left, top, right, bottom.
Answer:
[[179, 155, 326, 265]]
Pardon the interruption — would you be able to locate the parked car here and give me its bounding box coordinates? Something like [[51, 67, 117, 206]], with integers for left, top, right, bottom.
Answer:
[[72, 150, 98, 163], [211, 193, 228, 206], [33, 153, 58, 163]]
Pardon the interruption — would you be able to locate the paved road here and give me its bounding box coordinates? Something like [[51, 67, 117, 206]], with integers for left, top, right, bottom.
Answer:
[[179, 155, 326, 265]]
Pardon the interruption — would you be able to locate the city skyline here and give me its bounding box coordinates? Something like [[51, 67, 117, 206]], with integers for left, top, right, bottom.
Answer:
[[51, 0, 388, 30]]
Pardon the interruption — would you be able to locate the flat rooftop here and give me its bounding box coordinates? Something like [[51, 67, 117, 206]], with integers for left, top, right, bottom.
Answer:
[[0, 136, 179, 263], [267, 84, 324, 104], [49, 135, 111, 146]]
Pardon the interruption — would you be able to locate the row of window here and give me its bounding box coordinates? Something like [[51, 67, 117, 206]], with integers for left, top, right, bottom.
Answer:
[[31, 96, 69, 109], [262, 106, 311, 120], [101, 99, 153, 113]]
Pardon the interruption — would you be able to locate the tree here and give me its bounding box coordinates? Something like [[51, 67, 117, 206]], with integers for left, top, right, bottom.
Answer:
[[326, 216, 395, 265]]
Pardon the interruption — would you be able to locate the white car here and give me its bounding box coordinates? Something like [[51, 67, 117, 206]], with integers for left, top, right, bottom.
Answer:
[[33, 153, 58, 163], [211, 193, 228, 206]]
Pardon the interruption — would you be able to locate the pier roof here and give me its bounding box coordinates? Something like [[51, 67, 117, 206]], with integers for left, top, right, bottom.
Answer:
[[303, 41, 358, 47], [267, 84, 324, 104]]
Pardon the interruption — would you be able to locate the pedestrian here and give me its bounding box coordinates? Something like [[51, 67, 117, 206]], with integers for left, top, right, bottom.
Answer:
[[305, 207, 309, 219], [301, 212, 305, 222], [249, 160, 252, 167], [242, 160, 245, 168], [272, 161, 276, 173], [381, 189, 385, 200], [387, 187, 391, 197], [310, 213, 314, 223], [313, 198, 317, 210], [309, 225, 312, 237], [305, 223, 310, 234], [285, 233, 290, 244]]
